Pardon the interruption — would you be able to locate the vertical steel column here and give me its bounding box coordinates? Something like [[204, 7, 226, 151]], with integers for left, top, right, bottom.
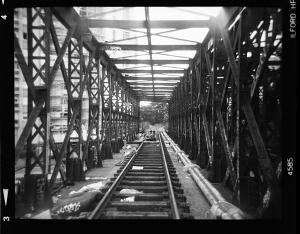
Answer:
[[84, 56, 102, 169], [235, 12, 242, 204], [110, 71, 116, 152], [187, 69, 193, 157], [96, 58, 103, 167], [128, 92, 132, 141], [211, 24, 217, 180], [120, 84, 125, 142], [183, 71, 188, 152], [102, 64, 113, 159], [114, 75, 120, 152], [194, 48, 202, 166], [125, 88, 130, 142], [25, 7, 51, 208], [67, 36, 84, 181], [108, 66, 113, 153], [98, 61, 105, 164], [137, 98, 140, 132], [190, 67, 197, 161]]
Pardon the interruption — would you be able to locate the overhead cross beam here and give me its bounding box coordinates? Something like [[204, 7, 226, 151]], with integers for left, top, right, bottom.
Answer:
[[126, 77, 181, 80], [120, 69, 185, 74], [99, 44, 199, 51], [137, 91, 173, 93], [104, 28, 179, 44], [130, 86, 175, 89], [112, 59, 190, 65], [140, 96, 170, 98], [135, 88, 174, 91], [128, 82, 179, 86], [85, 19, 211, 29]]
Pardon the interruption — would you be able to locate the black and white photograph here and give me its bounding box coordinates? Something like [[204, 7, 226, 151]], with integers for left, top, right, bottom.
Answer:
[[0, 2, 297, 231]]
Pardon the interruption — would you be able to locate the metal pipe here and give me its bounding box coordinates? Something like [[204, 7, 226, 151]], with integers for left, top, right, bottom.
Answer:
[[161, 133, 216, 203], [161, 131, 244, 219], [164, 132, 225, 202]]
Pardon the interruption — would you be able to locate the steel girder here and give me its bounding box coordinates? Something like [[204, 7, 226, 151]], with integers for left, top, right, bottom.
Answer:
[[14, 7, 77, 205], [111, 59, 191, 65], [102, 65, 113, 158], [83, 57, 103, 170], [101, 62, 139, 156], [66, 37, 83, 181], [98, 44, 198, 51], [15, 7, 140, 199], [168, 7, 282, 217], [24, 8, 51, 207], [85, 19, 211, 29]]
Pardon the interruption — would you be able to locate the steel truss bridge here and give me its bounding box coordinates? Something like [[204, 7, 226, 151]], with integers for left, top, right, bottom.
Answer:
[[14, 7, 282, 218]]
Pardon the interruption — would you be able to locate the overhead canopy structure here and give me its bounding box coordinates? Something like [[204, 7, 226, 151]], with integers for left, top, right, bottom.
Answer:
[[75, 7, 222, 102]]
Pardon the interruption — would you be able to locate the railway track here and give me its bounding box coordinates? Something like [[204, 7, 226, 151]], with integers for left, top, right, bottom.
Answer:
[[89, 133, 192, 219]]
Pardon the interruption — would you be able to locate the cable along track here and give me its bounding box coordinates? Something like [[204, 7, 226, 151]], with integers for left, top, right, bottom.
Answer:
[[89, 133, 192, 219]]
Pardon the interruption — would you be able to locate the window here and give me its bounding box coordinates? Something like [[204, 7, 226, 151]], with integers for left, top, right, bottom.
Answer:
[[23, 33, 27, 40]]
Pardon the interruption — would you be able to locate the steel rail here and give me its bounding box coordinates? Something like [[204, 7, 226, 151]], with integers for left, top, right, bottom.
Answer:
[[159, 133, 180, 219], [88, 142, 144, 219]]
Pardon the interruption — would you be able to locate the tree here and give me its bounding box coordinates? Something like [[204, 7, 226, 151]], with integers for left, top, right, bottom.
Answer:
[[140, 102, 168, 125]]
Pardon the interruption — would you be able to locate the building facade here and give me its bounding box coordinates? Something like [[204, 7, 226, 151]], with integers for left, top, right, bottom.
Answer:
[[14, 7, 136, 145]]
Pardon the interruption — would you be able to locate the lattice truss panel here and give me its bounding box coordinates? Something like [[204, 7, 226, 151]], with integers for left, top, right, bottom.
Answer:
[[111, 73, 118, 141], [83, 58, 102, 169], [26, 8, 51, 176], [102, 66, 111, 143], [168, 8, 282, 217], [67, 37, 83, 166], [14, 7, 79, 190], [15, 7, 141, 195]]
